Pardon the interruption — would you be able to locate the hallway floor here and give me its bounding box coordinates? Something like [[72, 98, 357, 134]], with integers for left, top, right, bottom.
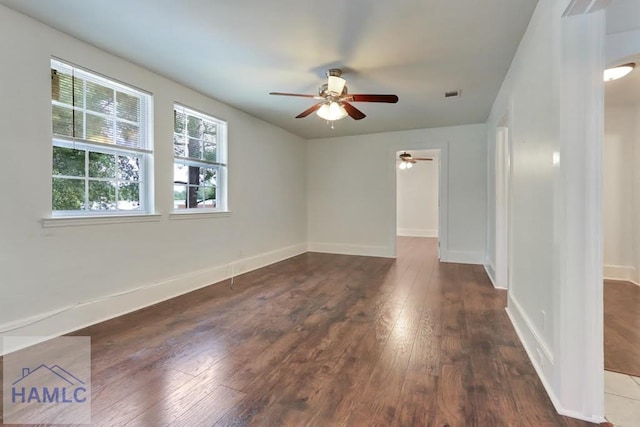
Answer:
[[604, 280, 640, 377], [605, 370, 640, 427]]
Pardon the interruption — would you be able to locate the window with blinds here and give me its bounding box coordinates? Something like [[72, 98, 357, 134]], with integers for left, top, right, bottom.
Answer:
[[50, 59, 153, 214], [173, 104, 227, 211]]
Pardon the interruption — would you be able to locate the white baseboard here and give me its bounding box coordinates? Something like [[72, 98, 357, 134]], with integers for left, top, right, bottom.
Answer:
[[441, 250, 484, 265], [604, 264, 639, 285], [307, 242, 394, 258], [396, 228, 438, 238], [0, 243, 307, 356], [506, 294, 554, 374], [505, 295, 606, 424], [483, 262, 504, 289]]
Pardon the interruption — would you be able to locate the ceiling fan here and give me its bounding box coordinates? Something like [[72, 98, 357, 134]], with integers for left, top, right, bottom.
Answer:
[[398, 151, 433, 169], [269, 69, 398, 123]]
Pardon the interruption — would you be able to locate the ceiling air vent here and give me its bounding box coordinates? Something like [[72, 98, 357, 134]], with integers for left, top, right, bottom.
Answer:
[[444, 90, 461, 99]]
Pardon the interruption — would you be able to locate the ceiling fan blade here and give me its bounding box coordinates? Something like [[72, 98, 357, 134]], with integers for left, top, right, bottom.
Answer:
[[295, 103, 323, 118], [342, 102, 366, 120], [413, 157, 434, 161], [347, 94, 399, 103], [269, 92, 322, 99]]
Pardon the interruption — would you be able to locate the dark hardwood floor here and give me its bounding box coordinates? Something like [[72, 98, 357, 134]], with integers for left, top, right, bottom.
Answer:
[[1, 237, 601, 426], [604, 279, 640, 377]]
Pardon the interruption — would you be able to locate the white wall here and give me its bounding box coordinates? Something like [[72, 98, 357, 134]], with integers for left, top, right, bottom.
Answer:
[[307, 124, 486, 262], [603, 104, 638, 282], [486, 0, 610, 422], [487, 0, 558, 360], [396, 150, 439, 237], [0, 5, 307, 353]]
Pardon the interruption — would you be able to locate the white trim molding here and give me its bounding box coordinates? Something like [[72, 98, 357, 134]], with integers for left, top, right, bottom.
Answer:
[[307, 242, 394, 258], [388, 141, 449, 260], [0, 243, 306, 356], [396, 228, 438, 238], [484, 261, 503, 289], [169, 211, 231, 220], [42, 213, 162, 228], [507, 295, 554, 368], [442, 250, 484, 265], [506, 295, 605, 424], [603, 264, 637, 283]]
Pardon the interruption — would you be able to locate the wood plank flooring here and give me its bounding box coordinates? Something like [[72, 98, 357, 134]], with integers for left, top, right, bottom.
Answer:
[[604, 279, 640, 376], [1, 237, 601, 426]]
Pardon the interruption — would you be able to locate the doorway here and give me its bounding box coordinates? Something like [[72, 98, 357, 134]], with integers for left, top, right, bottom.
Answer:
[[396, 149, 441, 258], [495, 116, 511, 290], [602, 51, 640, 425]]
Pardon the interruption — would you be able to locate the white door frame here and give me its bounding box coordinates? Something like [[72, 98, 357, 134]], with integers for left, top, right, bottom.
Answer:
[[495, 112, 512, 290], [395, 148, 442, 253], [390, 141, 449, 260]]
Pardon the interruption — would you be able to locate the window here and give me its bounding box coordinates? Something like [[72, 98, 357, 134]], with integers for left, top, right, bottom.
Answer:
[[173, 104, 227, 211], [51, 59, 152, 215]]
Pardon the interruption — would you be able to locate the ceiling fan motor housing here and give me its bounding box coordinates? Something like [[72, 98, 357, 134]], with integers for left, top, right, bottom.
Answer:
[[319, 83, 348, 98]]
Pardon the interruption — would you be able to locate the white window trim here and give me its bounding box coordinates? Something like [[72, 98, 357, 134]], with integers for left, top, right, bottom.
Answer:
[[173, 103, 228, 213], [42, 213, 161, 228], [50, 58, 154, 218], [168, 210, 231, 220]]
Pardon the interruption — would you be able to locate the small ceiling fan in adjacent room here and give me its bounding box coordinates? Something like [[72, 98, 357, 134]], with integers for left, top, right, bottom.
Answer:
[[398, 151, 433, 169], [269, 69, 398, 127]]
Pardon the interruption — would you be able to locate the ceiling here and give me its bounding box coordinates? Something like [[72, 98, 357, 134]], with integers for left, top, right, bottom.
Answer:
[[605, 0, 640, 108], [0, 0, 539, 139], [606, 0, 640, 35]]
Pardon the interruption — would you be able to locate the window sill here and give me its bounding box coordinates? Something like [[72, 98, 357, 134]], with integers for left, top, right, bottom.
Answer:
[[42, 213, 162, 228], [169, 210, 231, 220]]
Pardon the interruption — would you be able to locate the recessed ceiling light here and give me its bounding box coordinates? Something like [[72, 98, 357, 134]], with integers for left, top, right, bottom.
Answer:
[[603, 63, 635, 82]]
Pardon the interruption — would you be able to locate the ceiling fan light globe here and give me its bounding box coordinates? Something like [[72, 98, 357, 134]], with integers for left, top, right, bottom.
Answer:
[[399, 162, 407, 170], [406, 161, 413, 169], [330, 102, 348, 119], [316, 104, 331, 120], [317, 102, 348, 121]]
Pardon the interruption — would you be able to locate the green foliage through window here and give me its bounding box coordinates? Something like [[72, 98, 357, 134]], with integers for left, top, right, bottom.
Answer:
[[173, 104, 226, 210]]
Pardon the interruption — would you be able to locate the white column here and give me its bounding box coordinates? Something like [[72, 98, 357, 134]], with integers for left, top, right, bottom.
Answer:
[[553, 7, 605, 421]]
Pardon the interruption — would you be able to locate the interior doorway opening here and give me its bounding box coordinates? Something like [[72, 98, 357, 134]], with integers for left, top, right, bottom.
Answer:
[[602, 50, 640, 425], [396, 149, 441, 258], [495, 117, 511, 290]]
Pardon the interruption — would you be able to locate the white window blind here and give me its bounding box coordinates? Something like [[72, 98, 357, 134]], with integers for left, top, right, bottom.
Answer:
[[51, 59, 153, 215]]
